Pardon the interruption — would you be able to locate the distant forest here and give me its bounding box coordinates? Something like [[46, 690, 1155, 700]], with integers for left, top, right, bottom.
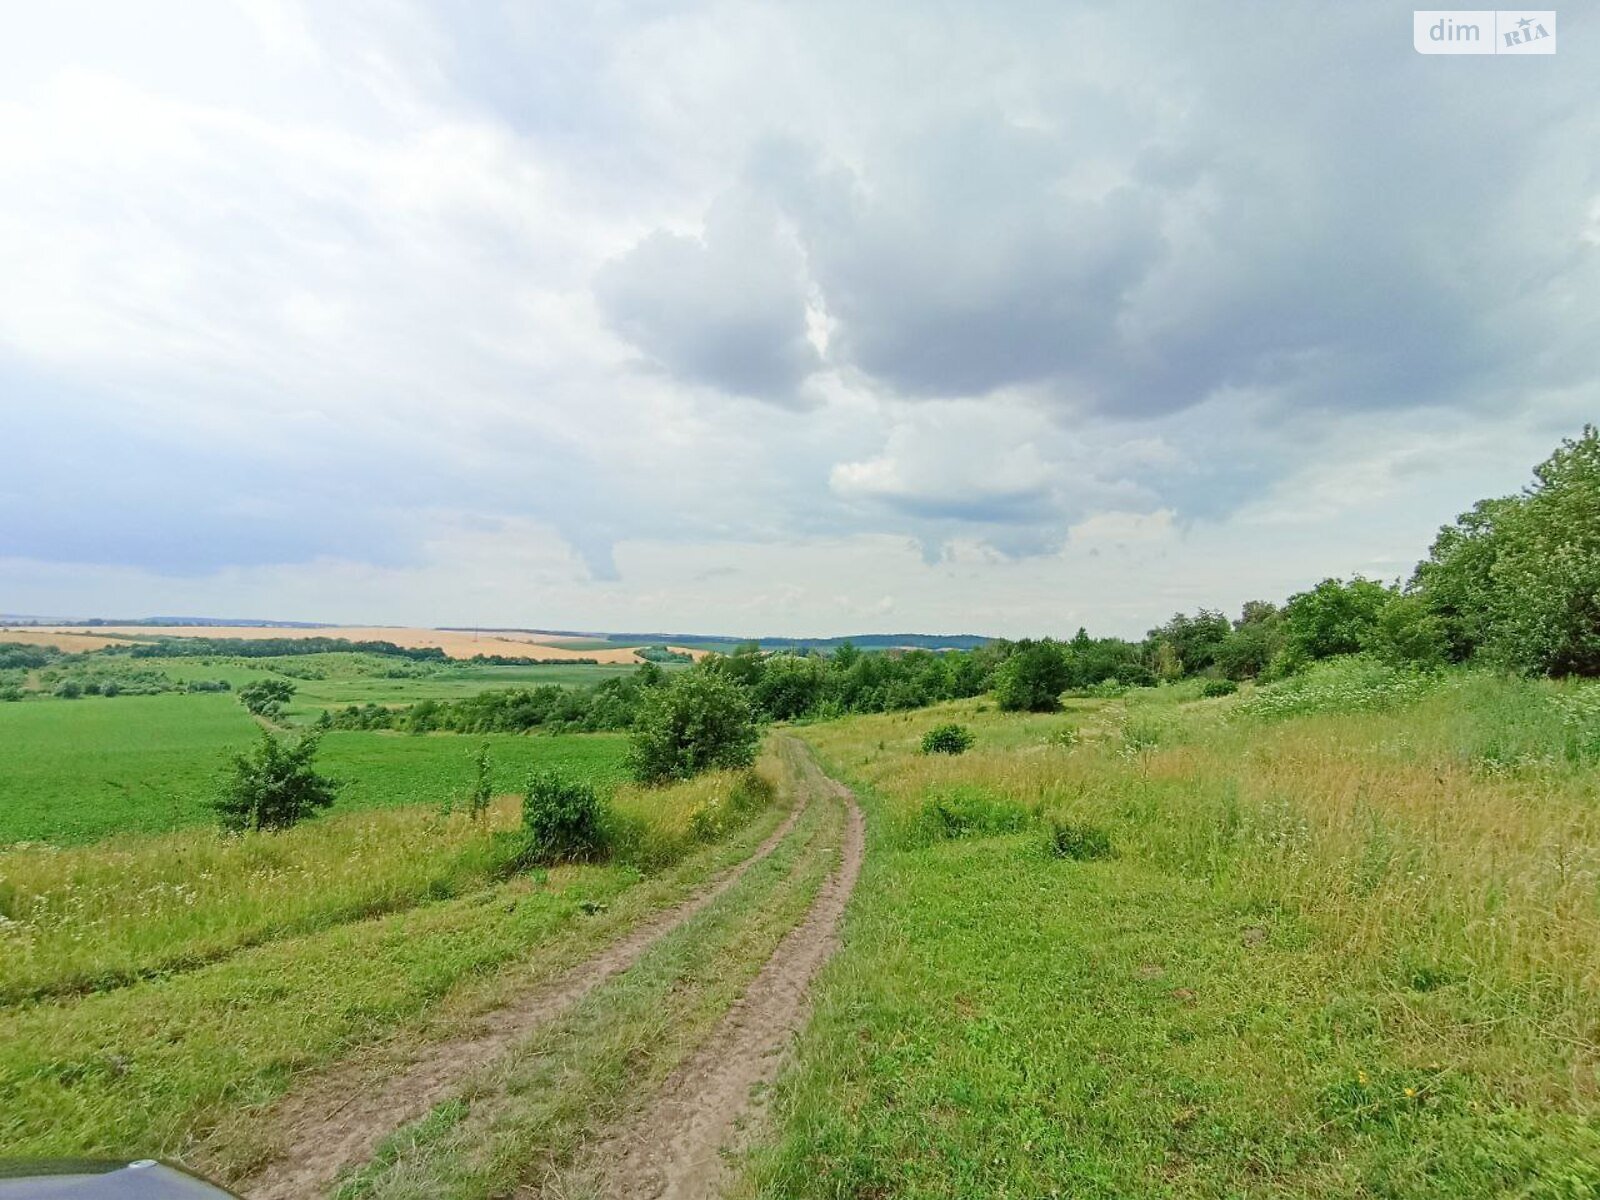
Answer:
[[329, 426, 1599, 735]]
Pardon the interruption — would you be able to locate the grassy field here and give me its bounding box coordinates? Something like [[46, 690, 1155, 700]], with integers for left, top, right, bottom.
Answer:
[[0, 755, 785, 1165], [0, 689, 629, 844], [7, 644, 1599, 1195], [740, 666, 1600, 1197], [139, 652, 675, 710]]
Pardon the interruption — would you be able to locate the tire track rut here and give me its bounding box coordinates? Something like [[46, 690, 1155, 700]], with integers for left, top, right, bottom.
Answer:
[[232, 795, 809, 1200], [584, 738, 864, 1200]]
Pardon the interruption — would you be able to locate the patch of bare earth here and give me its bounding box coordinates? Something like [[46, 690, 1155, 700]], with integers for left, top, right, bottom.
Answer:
[[579, 739, 865, 1200], [222, 799, 807, 1200]]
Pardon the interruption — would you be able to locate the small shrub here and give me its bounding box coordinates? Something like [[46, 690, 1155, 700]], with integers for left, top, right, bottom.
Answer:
[[521, 770, 608, 864], [466, 742, 493, 820], [214, 730, 341, 833], [53, 680, 83, 700], [1045, 819, 1114, 861], [1201, 678, 1238, 698], [920, 723, 975, 755]]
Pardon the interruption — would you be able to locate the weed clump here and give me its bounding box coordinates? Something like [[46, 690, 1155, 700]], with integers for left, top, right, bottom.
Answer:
[[1200, 678, 1238, 698], [1050, 726, 1081, 749], [686, 769, 775, 841], [905, 786, 1032, 846], [920, 723, 976, 755], [1044, 818, 1114, 861], [521, 770, 608, 864]]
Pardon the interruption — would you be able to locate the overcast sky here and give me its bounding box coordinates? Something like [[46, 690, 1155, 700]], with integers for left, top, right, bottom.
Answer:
[[2, 2, 1595, 637]]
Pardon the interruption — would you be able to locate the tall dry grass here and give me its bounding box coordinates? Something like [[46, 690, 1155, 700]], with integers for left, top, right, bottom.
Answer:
[[803, 668, 1600, 1109]]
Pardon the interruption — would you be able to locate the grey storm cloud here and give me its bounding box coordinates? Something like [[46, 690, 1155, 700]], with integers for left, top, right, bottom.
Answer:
[[595, 3, 1598, 421], [2, 0, 1596, 630], [594, 194, 821, 403]]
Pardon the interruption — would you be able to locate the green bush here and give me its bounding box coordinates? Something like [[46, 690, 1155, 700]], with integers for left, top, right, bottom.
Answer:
[[628, 670, 761, 784], [920, 723, 975, 755], [520, 770, 609, 864], [1200, 679, 1238, 698], [993, 641, 1071, 711], [1045, 819, 1115, 861], [53, 680, 83, 700], [214, 731, 341, 833], [1372, 593, 1451, 670]]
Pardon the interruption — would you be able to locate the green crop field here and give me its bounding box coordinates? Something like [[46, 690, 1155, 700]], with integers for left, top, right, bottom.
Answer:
[[0, 688, 628, 845]]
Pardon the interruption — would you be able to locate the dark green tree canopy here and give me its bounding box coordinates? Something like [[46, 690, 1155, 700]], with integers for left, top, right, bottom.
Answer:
[[1414, 425, 1600, 675]]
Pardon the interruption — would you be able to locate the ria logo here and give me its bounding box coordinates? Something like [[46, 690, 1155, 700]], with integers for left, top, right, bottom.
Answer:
[[1414, 10, 1557, 53], [1501, 12, 1553, 46]]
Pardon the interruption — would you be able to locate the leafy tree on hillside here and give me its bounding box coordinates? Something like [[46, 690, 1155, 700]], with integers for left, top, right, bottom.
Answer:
[[1412, 496, 1518, 662], [215, 730, 340, 832], [628, 669, 762, 784], [1415, 426, 1600, 676], [1281, 577, 1394, 663], [753, 653, 826, 720], [1214, 602, 1284, 680], [1371, 593, 1451, 670], [238, 677, 296, 719], [1486, 426, 1600, 674], [1146, 610, 1232, 676], [993, 640, 1071, 711], [703, 642, 767, 688]]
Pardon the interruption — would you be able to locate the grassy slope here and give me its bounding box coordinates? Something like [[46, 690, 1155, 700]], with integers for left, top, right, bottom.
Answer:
[[0, 689, 627, 844], [0, 764, 786, 1165], [741, 674, 1600, 1198]]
